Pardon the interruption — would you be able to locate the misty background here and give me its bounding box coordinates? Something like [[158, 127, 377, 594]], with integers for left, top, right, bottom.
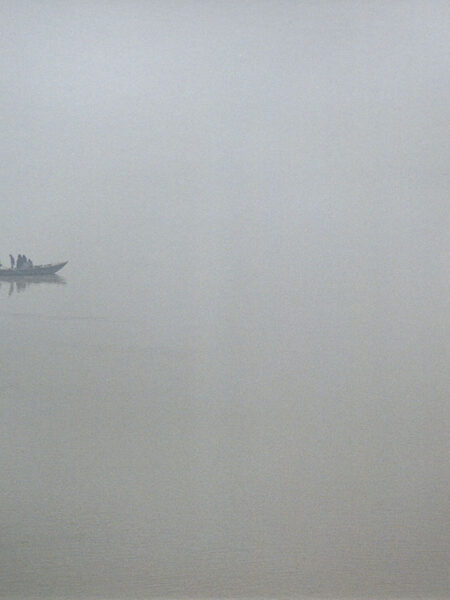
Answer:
[[1, 1, 449, 598]]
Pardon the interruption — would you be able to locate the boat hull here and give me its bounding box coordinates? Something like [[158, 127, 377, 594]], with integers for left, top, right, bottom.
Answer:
[[0, 261, 68, 276]]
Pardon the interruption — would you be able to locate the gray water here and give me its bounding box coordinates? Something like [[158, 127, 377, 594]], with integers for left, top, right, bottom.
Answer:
[[1, 233, 448, 598], [1, 1, 449, 598]]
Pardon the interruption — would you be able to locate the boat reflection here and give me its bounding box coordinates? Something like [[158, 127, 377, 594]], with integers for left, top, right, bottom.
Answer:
[[0, 275, 66, 296]]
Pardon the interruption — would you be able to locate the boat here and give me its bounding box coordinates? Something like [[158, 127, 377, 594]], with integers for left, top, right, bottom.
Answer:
[[0, 261, 68, 277]]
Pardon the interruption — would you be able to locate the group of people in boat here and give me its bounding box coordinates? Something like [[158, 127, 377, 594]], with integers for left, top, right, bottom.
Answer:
[[8, 254, 34, 270]]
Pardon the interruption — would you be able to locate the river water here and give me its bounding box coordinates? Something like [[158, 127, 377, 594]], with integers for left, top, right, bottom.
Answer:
[[0, 241, 448, 599]]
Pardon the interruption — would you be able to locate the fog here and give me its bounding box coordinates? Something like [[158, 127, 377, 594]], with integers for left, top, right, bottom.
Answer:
[[1, 1, 449, 598]]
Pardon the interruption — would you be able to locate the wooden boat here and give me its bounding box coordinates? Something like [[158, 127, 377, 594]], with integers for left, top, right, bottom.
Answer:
[[0, 261, 68, 276]]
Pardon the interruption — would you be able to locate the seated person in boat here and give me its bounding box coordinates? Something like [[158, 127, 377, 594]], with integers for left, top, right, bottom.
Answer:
[[17, 254, 29, 269], [15, 254, 34, 270]]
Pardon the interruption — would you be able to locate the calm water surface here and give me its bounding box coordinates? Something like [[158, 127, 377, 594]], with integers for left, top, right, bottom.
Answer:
[[0, 257, 448, 598]]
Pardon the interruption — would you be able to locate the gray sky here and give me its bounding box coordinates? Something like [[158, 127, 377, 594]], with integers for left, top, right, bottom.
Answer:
[[1, 0, 448, 266]]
